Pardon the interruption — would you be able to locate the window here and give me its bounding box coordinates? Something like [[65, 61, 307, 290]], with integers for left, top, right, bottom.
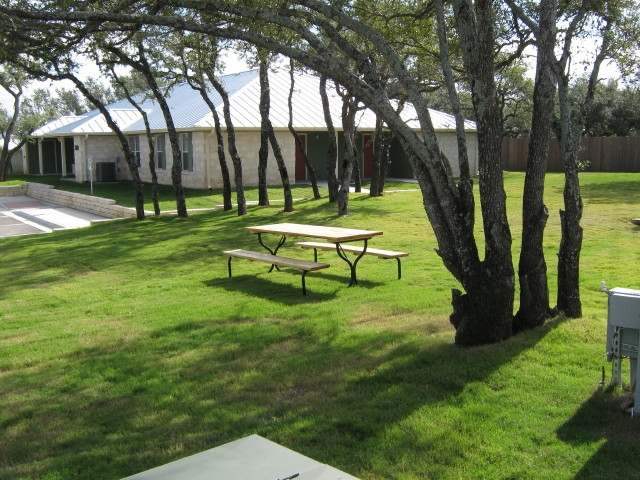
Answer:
[[128, 135, 141, 167], [181, 132, 193, 172], [155, 134, 166, 170]]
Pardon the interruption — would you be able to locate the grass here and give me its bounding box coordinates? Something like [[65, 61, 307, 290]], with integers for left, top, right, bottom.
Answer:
[[1, 172, 640, 479]]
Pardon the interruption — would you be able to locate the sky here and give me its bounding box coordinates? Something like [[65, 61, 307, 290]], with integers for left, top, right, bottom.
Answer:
[[0, 46, 624, 117], [0, 49, 252, 115]]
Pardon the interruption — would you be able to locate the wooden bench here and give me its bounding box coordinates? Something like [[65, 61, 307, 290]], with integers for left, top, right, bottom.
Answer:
[[294, 241, 408, 280], [223, 249, 330, 295]]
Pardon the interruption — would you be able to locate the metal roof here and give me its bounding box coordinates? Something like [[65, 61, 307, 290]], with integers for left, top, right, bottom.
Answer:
[[35, 69, 475, 137]]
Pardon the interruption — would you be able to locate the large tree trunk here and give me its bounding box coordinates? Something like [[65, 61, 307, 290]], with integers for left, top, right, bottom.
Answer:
[[555, 83, 584, 318], [557, 165, 583, 317], [448, 0, 514, 345], [513, 0, 556, 332], [320, 74, 339, 202], [553, 16, 611, 318], [208, 73, 247, 216], [258, 59, 270, 206]]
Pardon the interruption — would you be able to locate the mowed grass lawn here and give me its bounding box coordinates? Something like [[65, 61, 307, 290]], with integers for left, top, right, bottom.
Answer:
[[2, 172, 640, 479]]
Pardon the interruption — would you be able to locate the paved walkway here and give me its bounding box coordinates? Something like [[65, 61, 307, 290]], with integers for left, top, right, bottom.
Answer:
[[0, 196, 110, 238]]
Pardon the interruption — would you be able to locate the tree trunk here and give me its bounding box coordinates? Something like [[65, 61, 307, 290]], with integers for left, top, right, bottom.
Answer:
[[208, 73, 247, 216], [337, 163, 354, 216], [137, 64, 186, 218], [144, 121, 161, 217], [449, 0, 514, 345], [258, 59, 270, 206], [105, 44, 186, 217], [353, 158, 362, 193], [369, 120, 382, 198], [268, 128, 294, 212], [338, 93, 358, 216], [513, 0, 556, 332], [259, 59, 293, 211], [556, 84, 584, 318], [377, 132, 392, 196], [111, 68, 161, 216], [320, 74, 339, 202], [289, 59, 320, 199], [186, 70, 233, 211], [0, 82, 21, 182], [557, 174, 583, 317], [64, 72, 146, 220], [211, 106, 233, 211]]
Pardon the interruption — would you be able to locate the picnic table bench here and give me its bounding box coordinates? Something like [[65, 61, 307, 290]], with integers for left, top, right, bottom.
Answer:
[[223, 223, 406, 295], [294, 241, 408, 279], [223, 249, 330, 295]]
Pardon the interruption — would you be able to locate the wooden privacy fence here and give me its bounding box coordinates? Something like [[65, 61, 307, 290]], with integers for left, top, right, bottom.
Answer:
[[502, 136, 640, 172]]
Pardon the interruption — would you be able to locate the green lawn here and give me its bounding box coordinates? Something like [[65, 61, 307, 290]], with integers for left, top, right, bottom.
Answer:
[[2, 172, 640, 479]]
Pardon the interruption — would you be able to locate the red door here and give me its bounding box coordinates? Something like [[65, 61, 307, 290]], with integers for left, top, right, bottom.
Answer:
[[363, 134, 374, 178], [295, 134, 307, 181]]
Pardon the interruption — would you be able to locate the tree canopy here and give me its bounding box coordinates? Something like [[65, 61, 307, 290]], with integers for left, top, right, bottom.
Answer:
[[1, 0, 638, 345]]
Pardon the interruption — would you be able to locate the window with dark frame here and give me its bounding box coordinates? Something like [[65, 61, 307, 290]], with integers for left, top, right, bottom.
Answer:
[[155, 134, 166, 170], [181, 132, 193, 172], [128, 135, 141, 167]]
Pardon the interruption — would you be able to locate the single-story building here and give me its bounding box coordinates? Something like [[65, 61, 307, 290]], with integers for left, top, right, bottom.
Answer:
[[27, 69, 478, 188]]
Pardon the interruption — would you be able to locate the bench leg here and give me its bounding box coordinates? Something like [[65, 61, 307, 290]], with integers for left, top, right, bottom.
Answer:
[[301, 270, 309, 296], [257, 232, 286, 272], [396, 258, 402, 279], [227, 257, 233, 277]]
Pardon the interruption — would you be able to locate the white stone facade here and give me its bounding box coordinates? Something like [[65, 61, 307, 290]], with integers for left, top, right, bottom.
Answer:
[[58, 129, 476, 188], [93, 130, 296, 189], [436, 131, 479, 177]]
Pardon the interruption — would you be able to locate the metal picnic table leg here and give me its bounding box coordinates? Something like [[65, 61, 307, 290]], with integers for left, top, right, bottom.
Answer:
[[257, 233, 287, 272], [335, 238, 369, 286]]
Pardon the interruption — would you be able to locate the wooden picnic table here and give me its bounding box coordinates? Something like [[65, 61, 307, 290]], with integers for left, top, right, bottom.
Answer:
[[245, 223, 383, 286]]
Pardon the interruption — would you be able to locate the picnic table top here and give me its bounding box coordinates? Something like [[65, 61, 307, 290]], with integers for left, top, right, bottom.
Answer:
[[245, 222, 383, 243]]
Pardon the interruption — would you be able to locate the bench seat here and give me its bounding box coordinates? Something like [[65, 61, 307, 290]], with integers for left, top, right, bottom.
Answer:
[[223, 249, 330, 295], [294, 241, 408, 279]]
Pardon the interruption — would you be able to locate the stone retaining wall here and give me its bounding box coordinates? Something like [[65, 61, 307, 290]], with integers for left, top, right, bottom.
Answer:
[[0, 182, 137, 219]]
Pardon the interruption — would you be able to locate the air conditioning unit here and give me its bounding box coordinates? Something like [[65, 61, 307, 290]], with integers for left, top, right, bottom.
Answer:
[[603, 283, 640, 415], [96, 162, 116, 183]]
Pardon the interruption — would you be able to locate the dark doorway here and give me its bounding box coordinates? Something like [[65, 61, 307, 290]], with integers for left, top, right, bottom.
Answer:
[[295, 134, 307, 181]]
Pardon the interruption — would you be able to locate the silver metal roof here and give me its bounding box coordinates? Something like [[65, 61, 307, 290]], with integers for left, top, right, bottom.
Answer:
[[34, 69, 475, 137]]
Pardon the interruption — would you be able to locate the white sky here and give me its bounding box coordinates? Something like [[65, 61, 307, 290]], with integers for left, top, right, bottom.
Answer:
[[0, 46, 624, 115], [0, 50, 252, 114]]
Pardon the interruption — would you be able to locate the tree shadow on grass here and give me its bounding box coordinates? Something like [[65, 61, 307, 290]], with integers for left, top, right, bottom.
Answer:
[[556, 387, 640, 479], [1, 313, 570, 479]]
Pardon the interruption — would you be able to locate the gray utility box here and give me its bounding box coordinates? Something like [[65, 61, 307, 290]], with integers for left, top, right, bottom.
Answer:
[[604, 285, 640, 414]]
